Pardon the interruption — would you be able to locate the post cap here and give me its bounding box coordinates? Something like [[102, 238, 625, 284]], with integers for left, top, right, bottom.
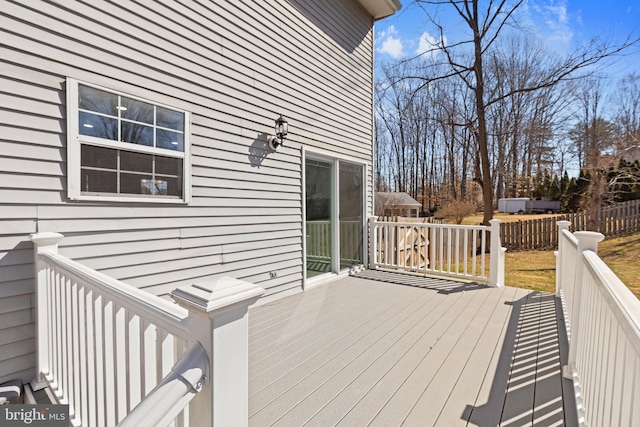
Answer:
[[171, 276, 264, 313], [574, 231, 605, 252], [30, 232, 64, 252]]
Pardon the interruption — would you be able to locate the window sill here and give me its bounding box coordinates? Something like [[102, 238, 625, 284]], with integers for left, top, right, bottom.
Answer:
[[69, 194, 189, 204]]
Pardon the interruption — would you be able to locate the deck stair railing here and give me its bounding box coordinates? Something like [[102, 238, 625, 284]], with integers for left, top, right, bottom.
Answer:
[[30, 232, 263, 427], [556, 222, 640, 426], [368, 217, 505, 287]]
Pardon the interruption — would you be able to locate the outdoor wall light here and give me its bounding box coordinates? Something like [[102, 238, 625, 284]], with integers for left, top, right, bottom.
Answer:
[[269, 114, 289, 150]]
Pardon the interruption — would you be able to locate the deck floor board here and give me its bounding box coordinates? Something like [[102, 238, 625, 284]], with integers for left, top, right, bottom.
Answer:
[[248, 281, 433, 414], [301, 283, 482, 426], [428, 286, 516, 426], [248, 270, 575, 427]]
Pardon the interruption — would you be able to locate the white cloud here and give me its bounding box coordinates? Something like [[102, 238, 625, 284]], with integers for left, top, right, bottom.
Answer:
[[377, 25, 405, 58], [522, 0, 574, 50], [544, 1, 573, 45], [415, 31, 447, 58]]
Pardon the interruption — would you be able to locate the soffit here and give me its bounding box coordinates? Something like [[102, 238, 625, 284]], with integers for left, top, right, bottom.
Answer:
[[358, 0, 402, 20]]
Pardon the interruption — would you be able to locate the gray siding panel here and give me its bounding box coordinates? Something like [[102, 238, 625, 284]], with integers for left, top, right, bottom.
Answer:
[[0, 0, 374, 383]]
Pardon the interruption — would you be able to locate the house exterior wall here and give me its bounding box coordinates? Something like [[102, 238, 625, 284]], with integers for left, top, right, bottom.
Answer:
[[0, 0, 377, 384]]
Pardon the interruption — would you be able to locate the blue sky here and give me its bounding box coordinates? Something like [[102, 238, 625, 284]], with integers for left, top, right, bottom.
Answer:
[[375, 0, 640, 78]]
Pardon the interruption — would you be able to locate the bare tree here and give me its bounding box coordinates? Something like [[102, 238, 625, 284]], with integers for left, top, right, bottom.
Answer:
[[391, 0, 640, 224], [613, 73, 640, 158], [569, 77, 618, 230]]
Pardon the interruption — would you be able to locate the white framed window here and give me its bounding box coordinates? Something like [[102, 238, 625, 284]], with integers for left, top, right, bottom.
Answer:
[[67, 78, 191, 203]]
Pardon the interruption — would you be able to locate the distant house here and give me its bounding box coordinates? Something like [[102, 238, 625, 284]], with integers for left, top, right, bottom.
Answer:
[[375, 192, 422, 217], [0, 0, 401, 385]]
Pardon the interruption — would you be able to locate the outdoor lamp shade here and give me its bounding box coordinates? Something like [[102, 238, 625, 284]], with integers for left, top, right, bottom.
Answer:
[[275, 115, 288, 140]]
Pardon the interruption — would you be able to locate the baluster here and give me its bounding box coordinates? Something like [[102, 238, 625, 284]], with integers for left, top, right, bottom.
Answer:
[[71, 279, 82, 423], [94, 294, 106, 427], [103, 300, 116, 427], [127, 311, 142, 410], [85, 288, 97, 427]]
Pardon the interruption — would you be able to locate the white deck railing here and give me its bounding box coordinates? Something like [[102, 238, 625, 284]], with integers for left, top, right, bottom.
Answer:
[[306, 221, 332, 260], [306, 220, 363, 264], [368, 217, 505, 286], [555, 221, 579, 338], [556, 224, 640, 426], [31, 232, 263, 427]]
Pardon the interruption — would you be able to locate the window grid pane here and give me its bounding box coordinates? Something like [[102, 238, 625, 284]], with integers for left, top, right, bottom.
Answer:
[[80, 144, 182, 198], [78, 84, 185, 152]]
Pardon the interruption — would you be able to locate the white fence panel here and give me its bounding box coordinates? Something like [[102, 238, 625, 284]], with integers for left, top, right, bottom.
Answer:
[[557, 227, 640, 426], [33, 235, 190, 427], [368, 218, 504, 286], [31, 233, 263, 427], [576, 252, 640, 426]]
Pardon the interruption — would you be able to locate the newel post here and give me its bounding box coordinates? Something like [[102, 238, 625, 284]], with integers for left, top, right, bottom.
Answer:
[[489, 219, 505, 287], [555, 221, 572, 296], [368, 216, 378, 269], [29, 232, 64, 390], [563, 231, 604, 379], [171, 277, 264, 427]]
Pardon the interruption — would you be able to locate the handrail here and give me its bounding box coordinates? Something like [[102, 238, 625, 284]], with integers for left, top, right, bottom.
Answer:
[[38, 251, 189, 340], [31, 232, 263, 427], [560, 228, 579, 248], [377, 220, 488, 231], [582, 251, 640, 350], [117, 342, 210, 427], [558, 228, 640, 426], [556, 224, 579, 339], [572, 250, 640, 426]]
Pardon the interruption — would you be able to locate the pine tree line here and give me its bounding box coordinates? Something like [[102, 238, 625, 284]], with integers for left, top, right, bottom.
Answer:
[[531, 159, 640, 213]]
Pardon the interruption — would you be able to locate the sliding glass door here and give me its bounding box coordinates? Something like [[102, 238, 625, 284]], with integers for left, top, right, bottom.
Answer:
[[339, 162, 363, 269], [305, 159, 333, 278], [305, 156, 364, 279]]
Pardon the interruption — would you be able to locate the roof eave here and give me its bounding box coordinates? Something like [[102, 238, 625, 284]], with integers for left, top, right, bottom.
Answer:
[[358, 0, 402, 20]]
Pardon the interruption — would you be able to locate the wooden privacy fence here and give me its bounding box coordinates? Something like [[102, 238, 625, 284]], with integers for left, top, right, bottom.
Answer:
[[501, 200, 640, 250], [501, 217, 562, 250]]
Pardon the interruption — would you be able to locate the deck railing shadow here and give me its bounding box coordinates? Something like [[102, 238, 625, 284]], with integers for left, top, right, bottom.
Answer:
[[463, 291, 576, 426], [354, 269, 487, 294]]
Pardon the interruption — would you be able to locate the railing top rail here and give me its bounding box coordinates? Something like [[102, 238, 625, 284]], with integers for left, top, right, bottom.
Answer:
[[39, 251, 189, 340], [582, 250, 640, 352], [372, 219, 489, 231], [560, 228, 579, 248]]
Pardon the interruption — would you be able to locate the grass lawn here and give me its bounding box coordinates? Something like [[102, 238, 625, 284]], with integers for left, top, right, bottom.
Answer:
[[505, 232, 640, 299], [463, 212, 561, 225], [598, 233, 640, 298]]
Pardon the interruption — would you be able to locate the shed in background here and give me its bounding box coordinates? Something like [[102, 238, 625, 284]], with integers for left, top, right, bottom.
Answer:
[[376, 192, 421, 217]]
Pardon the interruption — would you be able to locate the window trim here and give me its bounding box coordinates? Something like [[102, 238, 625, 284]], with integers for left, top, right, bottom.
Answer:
[[67, 78, 191, 203]]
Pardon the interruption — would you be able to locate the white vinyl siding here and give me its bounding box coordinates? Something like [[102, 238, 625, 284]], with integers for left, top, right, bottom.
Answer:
[[0, 0, 375, 383]]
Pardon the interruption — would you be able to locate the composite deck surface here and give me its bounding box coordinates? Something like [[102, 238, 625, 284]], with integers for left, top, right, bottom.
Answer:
[[248, 270, 576, 427]]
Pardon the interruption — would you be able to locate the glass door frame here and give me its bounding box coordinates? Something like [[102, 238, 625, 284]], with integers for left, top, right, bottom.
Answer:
[[302, 147, 367, 289]]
